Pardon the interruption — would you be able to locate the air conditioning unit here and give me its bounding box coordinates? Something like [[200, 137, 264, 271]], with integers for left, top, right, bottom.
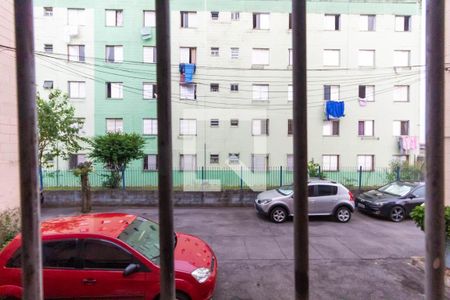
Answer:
[[141, 27, 152, 40]]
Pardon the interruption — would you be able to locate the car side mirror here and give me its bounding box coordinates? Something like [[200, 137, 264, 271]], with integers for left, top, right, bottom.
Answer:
[[409, 194, 417, 199], [123, 263, 140, 277]]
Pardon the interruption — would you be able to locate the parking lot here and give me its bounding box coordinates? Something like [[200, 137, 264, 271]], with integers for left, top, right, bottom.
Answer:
[[42, 207, 447, 299]]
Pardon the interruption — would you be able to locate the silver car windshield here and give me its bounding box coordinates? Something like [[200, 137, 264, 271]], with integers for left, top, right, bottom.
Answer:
[[378, 182, 413, 197], [277, 185, 293, 196]]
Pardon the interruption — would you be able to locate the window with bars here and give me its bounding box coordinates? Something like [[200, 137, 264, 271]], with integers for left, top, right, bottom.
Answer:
[[210, 154, 219, 164], [230, 47, 239, 59], [210, 119, 219, 127], [231, 12, 240, 21], [228, 153, 240, 164], [252, 119, 269, 136], [230, 84, 239, 92], [210, 47, 219, 57], [43, 81, 54, 89], [105, 9, 123, 27], [230, 119, 239, 127], [44, 44, 53, 53], [210, 83, 219, 92], [211, 11, 219, 20], [44, 7, 53, 16], [144, 154, 158, 171]]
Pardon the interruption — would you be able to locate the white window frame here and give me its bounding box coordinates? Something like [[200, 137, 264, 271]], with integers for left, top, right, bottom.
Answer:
[[393, 85, 410, 102], [357, 155, 374, 171], [68, 81, 86, 99], [179, 119, 197, 135], [68, 45, 85, 62], [144, 154, 158, 171], [105, 9, 123, 27], [322, 120, 340, 136], [252, 84, 269, 101], [252, 48, 270, 65], [324, 85, 340, 101], [359, 14, 376, 31], [289, 49, 293, 66], [252, 154, 269, 172], [106, 118, 123, 133], [180, 154, 197, 171], [322, 155, 339, 171], [358, 50, 375, 67], [143, 82, 157, 99], [393, 50, 411, 67], [143, 10, 156, 27], [395, 15, 411, 32], [323, 14, 340, 31], [67, 8, 85, 26], [287, 154, 294, 171], [358, 85, 375, 102], [180, 84, 197, 100], [252, 119, 269, 136], [180, 11, 198, 28], [179, 47, 197, 64], [105, 45, 123, 63], [393, 120, 409, 136], [106, 82, 123, 99], [253, 13, 270, 30], [358, 120, 374, 137], [288, 85, 293, 101], [143, 118, 158, 135], [143, 46, 157, 63], [323, 49, 340, 66]]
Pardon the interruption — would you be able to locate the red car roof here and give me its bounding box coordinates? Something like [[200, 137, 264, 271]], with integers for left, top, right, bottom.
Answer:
[[40, 213, 137, 238]]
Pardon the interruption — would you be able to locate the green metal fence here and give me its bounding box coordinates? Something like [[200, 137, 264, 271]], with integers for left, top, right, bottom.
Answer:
[[42, 165, 424, 190]]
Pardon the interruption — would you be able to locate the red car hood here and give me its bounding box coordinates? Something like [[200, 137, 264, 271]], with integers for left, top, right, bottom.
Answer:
[[174, 233, 214, 273]]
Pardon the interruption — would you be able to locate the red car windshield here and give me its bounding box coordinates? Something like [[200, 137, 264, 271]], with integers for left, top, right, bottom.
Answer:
[[118, 217, 161, 265]]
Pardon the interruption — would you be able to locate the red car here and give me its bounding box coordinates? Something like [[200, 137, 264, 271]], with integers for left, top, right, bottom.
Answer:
[[0, 213, 217, 300]]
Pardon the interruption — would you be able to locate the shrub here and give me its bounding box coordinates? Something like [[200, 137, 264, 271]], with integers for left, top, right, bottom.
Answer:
[[0, 208, 21, 249], [308, 160, 326, 179], [411, 205, 450, 238], [386, 160, 424, 182]]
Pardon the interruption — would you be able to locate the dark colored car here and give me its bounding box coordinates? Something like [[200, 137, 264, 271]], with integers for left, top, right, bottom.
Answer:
[[355, 181, 425, 222]]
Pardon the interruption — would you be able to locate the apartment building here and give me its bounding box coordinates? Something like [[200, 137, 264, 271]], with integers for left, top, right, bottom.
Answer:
[[445, 3, 450, 205], [0, 0, 20, 210], [33, 0, 422, 173]]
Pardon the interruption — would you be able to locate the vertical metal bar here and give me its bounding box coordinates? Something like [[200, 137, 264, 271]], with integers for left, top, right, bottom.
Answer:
[[358, 166, 362, 193], [155, 0, 175, 299], [292, 1, 309, 299], [396, 166, 400, 181], [280, 166, 283, 186], [425, 1, 446, 299], [14, 1, 43, 299]]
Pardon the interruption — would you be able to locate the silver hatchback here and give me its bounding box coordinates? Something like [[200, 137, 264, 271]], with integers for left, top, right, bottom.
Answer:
[[254, 180, 355, 223]]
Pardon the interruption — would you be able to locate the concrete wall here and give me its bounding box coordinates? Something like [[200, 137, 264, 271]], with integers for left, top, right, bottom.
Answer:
[[445, 3, 450, 205], [0, 0, 20, 211]]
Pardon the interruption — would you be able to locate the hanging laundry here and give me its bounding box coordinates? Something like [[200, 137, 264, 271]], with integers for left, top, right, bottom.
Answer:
[[325, 100, 345, 120], [179, 63, 196, 83]]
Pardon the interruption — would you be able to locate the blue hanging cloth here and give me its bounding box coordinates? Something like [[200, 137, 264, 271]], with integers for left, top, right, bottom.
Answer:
[[325, 101, 345, 120], [183, 64, 196, 83]]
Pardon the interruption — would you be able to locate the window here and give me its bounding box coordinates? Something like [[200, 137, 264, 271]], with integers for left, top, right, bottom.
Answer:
[[143, 10, 156, 27], [360, 15, 376, 31], [395, 15, 411, 32], [105, 9, 123, 27], [394, 85, 410, 102], [179, 119, 196, 135], [287, 154, 293, 171], [392, 155, 409, 163], [289, 49, 293, 66], [252, 84, 269, 101], [322, 120, 340, 136], [180, 154, 197, 171], [43, 80, 54, 89], [211, 47, 219, 57], [82, 239, 134, 270], [105, 45, 123, 63], [143, 119, 158, 135], [180, 47, 197, 64], [67, 45, 85, 62], [358, 50, 375, 67], [252, 154, 269, 172], [143, 83, 157, 99], [393, 120, 409, 136], [231, 12, 240, 21], [394, 50, 410, 67], [228, 153, 240, 164], [210, 119, 219, 127], [323, 85, 340, 100], [44, 44, 53, 53], [230, 119, 239, 127], [180, 84, 197, 100], [44, 7, 53, 16], [288, 119, 293, 135], [67, 8, 85, 26], [322, 155, 339, 171], [358, 85, 375, 102], [42, 240, 78, 268], [69, 154, 86, 169], [252, 48, 269, 65], [106, 82, 123, 99], [288, 85, 293, 101], [324, 14, 340, 30], [357, 155, 374, 171], [252, 119, 269, 136], [68, 81, 86, 98], [358, 120, 374, 136], [253, 13, 270, 29], [317, 185, 338, 196], [210, 154, 219, 164], [210, 83, 219, 92], [143, 47, 157, 63], [180, 11, 197, 28], [323, 49, 340, 66], [144, 154, 158, 171], [106, 118, 123, 133], [230, 84, 239, 92], [231, 47, 239, 59], [211, 11, 219, 20], [413, 186, 425, 198]]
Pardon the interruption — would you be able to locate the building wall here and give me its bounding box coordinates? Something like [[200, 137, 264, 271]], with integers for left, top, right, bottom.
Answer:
[[445, 3, 450, 205], [0, 0, 20, 210], [33, 0, 422, 173]]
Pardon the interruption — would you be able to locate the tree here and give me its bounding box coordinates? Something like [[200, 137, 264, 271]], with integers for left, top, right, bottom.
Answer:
[[90, 132, 145, 188], [73, 161, 93, 213], [37, 89, 86, 168]]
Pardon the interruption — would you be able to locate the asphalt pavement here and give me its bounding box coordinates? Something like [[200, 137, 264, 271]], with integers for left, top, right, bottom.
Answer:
[[42, 206, 447, 300]]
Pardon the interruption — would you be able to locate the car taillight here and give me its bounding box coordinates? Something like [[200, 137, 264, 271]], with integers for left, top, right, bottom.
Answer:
[[348, 191, 355, 202]]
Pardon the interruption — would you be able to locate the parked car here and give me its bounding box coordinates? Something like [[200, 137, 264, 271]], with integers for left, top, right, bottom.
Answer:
[[355, 181, 426, 222], [0, 213, 217, 300], [254, 180, 355, 223]]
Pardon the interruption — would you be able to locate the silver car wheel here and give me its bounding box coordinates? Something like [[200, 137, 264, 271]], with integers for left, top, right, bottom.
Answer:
[[271, 208, 287, 223], [390, 206, 405, 222], [337, 208, 350, 222]]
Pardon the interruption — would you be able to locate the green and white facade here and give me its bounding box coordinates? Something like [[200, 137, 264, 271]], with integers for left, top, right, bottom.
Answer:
[[34, 0, 423, 173]]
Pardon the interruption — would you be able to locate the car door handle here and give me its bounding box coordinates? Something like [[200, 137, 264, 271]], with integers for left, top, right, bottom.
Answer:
[[82, 278, 97, 285]]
